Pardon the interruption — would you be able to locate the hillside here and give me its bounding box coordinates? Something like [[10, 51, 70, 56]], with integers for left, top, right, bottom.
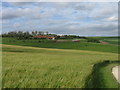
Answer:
[[2, 44, 119, 88], [2, 37, 119, 53]]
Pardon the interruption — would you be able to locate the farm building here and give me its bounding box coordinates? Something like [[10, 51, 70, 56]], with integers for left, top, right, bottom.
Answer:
[[33, 35, 55, 40]]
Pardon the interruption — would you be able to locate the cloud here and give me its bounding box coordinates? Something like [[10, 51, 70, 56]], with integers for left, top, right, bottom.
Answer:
[[8, 2, 33, 6], [2, 5, 56, 20], [105, 16, 118, 22], [2, 8, 21, 19], [24, 21, 117, 36], [13, 23, 21, 27], [89, 3, 118, 21], [75, 3, 95, 11], [2, 2, 118, 36]]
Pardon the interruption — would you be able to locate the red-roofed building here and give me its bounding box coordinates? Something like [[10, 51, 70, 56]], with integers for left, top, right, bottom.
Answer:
[[33, 35, 55, 40], [34, 35, 41, 38]]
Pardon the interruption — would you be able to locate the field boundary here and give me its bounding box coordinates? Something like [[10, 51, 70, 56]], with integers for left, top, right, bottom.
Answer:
[[84, 60, 120, 88], [1, 44, 117, 55]]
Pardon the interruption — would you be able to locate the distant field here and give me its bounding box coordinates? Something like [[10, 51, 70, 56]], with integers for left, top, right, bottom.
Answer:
[[102, 38, 118, 45], [91, 37, 119, 45], [2, 38, 118, 53], [2, 44, 119, 88]]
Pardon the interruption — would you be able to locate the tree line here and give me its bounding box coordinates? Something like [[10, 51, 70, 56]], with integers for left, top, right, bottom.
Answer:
[[1, 31, 100, 43], [1, 31, 87, 39], [2, 31, 51, 39]]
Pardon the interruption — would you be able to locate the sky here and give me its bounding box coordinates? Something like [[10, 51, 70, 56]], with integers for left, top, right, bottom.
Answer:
[[1, 2, 118, 36]]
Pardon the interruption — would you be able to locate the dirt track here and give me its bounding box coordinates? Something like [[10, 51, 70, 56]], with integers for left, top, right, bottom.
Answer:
[[112, 65, 120, 84], [99, 41, 109, 44]]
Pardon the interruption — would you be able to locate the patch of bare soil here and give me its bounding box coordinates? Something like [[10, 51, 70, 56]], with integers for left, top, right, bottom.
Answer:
[[99, 41, 109, 44]]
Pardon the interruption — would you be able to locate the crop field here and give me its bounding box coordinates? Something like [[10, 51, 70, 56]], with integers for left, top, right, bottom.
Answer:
[[2, 44, 119, 88], [2, 38, 119, 53]]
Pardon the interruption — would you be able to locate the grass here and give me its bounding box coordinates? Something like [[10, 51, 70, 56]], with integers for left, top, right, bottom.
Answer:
[[97, 37, 119, 45], [2, 37, 119, 53], [102, 39, 118, 45], [99, 63, 119, 88], [2, 44, 119, 88], [85, 60, 120, 88]]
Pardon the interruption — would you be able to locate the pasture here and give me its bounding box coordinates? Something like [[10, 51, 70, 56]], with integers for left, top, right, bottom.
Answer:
[[2, 44, 119, 88]]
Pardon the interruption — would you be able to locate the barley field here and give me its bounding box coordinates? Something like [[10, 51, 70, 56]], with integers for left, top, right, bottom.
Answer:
[[2, 44, 119, 88]]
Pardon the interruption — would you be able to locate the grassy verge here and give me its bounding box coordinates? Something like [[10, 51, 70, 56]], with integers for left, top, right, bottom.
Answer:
[[85, 60, 120, 88]]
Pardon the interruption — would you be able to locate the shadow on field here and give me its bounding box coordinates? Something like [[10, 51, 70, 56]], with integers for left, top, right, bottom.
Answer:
[[3, 49, 26, 53], [84, 60, 120, 88]]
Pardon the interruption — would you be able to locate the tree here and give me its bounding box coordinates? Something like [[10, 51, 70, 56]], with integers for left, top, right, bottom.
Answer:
[[46, 31, 49, 35], [32, 31, 36, 36], [35, 31, 38, 35], [23, 31, 30, 39], [87, 37, 100, 43], [38, 31, 42, 35]]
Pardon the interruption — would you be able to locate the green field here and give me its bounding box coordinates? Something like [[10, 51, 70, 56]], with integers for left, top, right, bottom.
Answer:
[[92, 37, 119, 45], [2, 44, 119, 88], [2, 38, 119, 53], [102, 38, 118, 45], [2, 37, 119, 88]]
